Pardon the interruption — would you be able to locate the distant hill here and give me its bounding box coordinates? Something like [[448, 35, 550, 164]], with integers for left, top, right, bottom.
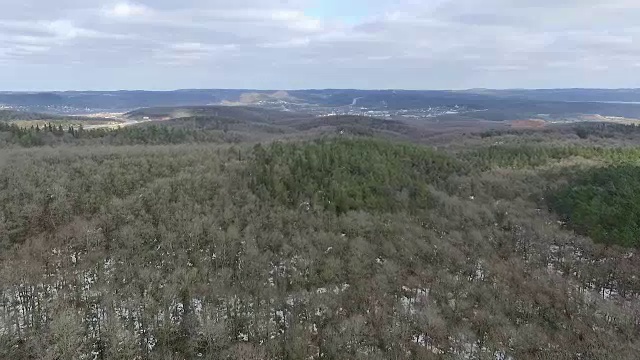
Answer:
[[464, 88, 640, 103], [125, 106, 427, 141], [0, 110, 64, 121], [224, 90, 300, 105], [0, 93, 66, 107], [2, 89, 640, 122], [0, 109, 116, 126], [281, 114, 419, 134], [0, 90, 255, 113], [126, 105, 304, 122]]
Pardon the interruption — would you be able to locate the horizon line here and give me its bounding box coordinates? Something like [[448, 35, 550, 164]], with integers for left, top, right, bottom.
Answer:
[[1, 87, 640, 93]]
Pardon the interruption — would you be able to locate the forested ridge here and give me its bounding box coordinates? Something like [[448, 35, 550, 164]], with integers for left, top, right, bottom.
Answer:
[[1, 116, 640, 359], [0, 121, 250, 147]]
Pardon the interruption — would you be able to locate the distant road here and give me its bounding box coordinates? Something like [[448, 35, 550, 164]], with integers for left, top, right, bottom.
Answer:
[[351, 97, 364, 106]]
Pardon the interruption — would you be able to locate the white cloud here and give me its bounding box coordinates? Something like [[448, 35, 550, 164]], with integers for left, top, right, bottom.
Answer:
[[105, 2, 150, 18], [44, 20, 92, 39], [11, 44, 51, 53], [476, 65, 529, 72], [0, 0, 639, 89], [260, 38, 310, 49], [154, 41, 237, 65], [0, 19, 128, 41]]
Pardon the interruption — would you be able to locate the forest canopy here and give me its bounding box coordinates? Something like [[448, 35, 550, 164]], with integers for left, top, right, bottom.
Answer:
[[250, 138, 461, 214], [550, 165, 640, 248], [1, 114, 640, 359]]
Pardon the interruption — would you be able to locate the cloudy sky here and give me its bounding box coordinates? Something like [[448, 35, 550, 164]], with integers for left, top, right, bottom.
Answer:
[[0, 0, 639, 90]]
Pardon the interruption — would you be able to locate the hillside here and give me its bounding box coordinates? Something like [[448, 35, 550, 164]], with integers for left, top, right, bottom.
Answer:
[[1, 108, 640, 358], [0, 109, 67, 121], [125, 105, 304, 122], [3, 89, 640, 121], [126, 107, 428, 141]]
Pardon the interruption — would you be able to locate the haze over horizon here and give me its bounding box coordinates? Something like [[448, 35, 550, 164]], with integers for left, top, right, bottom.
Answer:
[[1, 0, 640, 91], [5, 86, 640, 93]]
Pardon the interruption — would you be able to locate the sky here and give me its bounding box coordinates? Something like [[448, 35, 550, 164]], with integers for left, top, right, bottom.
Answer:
[[0, 0, 639, 91]]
